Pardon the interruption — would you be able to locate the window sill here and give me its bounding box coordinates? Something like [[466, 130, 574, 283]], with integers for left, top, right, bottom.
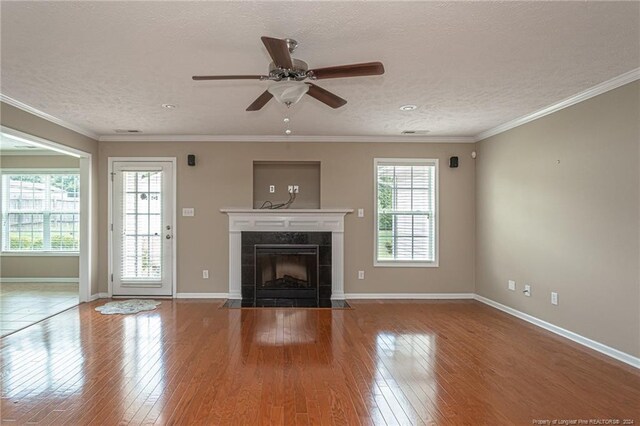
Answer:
[[374, 261, 439, 268], [1, 251, 80, 257]]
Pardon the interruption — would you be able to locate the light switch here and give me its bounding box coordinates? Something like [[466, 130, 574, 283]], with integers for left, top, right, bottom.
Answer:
[[358, 208, 364, 218], [182, 208, 195, 217]]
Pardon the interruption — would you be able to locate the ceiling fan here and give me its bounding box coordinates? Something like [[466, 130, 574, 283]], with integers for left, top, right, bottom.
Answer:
[[192, 36, 385, 111]]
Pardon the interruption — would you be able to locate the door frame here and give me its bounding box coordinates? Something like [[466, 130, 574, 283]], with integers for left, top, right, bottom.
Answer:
[[0, 126, 93, 303], [107, 157, 177, 298]]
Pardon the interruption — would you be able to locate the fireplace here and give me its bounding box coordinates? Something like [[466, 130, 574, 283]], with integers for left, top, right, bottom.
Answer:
[[255, 245, 318, 304], [222, 209, 351, 306], [241, 232, 332, 307]]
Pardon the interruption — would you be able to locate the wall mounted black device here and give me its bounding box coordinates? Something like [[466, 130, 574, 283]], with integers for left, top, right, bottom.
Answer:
[[449, 156, 459, 168], [187, 154, 196, 166]]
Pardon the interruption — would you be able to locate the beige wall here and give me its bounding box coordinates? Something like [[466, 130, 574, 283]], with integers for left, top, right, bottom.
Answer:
[[1, 154, 79, 169], [1, 257, 79, 279], [0, 154, 81, 278], [1, 102, 100, 294], [476, 81, 640, 357], [98, 142, 476, 295]]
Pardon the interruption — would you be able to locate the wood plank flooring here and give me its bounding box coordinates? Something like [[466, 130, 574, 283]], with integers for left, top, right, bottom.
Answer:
[[1, 299, 638, 425]]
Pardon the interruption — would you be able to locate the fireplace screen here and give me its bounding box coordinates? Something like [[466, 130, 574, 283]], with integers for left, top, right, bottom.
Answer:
[[255, 245, 318, 302]]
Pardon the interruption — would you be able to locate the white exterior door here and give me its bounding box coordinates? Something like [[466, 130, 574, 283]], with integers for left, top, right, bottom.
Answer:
[[111, 161, 174, 296]]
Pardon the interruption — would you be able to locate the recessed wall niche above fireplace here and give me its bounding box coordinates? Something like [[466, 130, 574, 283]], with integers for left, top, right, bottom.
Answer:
[[253, 161, 321, 209], [221, 209, 352, 307]]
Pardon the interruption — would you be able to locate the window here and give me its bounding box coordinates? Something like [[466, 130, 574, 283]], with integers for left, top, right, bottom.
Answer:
[[375, 159, 438, 266], [2, 172, 80, 252]]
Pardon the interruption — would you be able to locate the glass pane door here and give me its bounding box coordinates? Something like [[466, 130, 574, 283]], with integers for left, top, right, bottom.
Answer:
[[121, 170, 162, 280], [111, 161, 173, 296]]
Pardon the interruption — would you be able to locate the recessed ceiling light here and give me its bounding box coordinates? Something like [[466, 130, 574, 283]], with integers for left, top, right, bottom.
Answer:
[[162, 104, 177, 109], [399, 104, 417, 111]]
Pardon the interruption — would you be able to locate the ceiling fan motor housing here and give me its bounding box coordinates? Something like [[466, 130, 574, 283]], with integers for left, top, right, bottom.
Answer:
[[268, 59, 310, 81]]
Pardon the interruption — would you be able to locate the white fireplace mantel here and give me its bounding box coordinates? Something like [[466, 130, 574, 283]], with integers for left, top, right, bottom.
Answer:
[[221, 208, 353, 300]]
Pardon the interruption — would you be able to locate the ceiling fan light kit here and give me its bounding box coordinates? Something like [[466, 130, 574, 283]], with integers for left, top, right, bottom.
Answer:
[[192, 36, 385, 111], [268, 81, 310, 106]]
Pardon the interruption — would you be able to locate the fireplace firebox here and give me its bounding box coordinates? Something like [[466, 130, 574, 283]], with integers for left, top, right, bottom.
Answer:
[[255, 245, 318, 306], [241, 232, 332, 307]]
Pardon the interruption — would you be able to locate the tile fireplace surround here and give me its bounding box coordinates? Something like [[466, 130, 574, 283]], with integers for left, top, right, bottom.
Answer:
[[221, 209, 352, 306]]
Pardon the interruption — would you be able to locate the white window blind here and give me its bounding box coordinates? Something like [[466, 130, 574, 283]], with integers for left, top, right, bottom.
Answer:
[[1, 172, 80, 252], [375, 159, 437, 265], [121, 170, 163, 280]]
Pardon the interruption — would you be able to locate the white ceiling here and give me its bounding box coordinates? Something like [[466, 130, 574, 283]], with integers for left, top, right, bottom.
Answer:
[[1, 1, 638, 139]]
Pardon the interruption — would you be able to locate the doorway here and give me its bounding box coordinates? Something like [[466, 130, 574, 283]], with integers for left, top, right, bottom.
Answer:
[[108, 159, 176, 297], [0, 127, 92, 336]]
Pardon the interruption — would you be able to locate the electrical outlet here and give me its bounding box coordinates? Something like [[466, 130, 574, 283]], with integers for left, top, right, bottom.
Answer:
[[269, 185, 275, 193], [524, 284, 531, 297], [508, 280, 516, 291], [293, 185, 299, 193], [202, 270, 209, 279], [358, 208, 364, 218], [182, 208, 195, 217], [358, 270, 365, 280], [551, 292, 558, 305], [288, 185, 294, 193]]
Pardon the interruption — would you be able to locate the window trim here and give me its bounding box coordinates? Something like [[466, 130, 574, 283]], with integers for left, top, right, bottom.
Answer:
[[1, 168, 81, 255], [373, 158, 439, 268]]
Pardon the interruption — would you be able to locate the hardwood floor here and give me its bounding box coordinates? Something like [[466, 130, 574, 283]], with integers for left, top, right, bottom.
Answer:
[[1, 300, 638, 425]]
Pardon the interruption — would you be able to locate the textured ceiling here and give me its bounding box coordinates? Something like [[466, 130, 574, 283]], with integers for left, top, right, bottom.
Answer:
[[1, 1, 638, 138]]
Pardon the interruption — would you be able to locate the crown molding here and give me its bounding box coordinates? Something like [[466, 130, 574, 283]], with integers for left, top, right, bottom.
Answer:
[[475, 67, 640, 142], [0, 94, 98, 140], [97, 134, 476, 143]]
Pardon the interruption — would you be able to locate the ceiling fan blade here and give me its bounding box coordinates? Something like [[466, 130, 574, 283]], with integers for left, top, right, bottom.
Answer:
[[306, 83, 347, 109], [261, 36, 293, 69], [309, 62, 385, 79], [246, 90, 274, 111], [192, 75, 266, 81]]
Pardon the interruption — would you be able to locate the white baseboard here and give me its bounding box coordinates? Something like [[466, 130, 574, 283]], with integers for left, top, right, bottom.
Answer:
[[91, 293, 229, 300], [89, 293, 110, 301], [474, 294, 640, 369], [344, 292, 475, 300], [0, 277, 79, 283], [175, 292, 229, 299]]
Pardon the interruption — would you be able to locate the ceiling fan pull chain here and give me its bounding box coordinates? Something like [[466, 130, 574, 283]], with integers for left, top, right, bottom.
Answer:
[[284, 116, 292, 135]]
